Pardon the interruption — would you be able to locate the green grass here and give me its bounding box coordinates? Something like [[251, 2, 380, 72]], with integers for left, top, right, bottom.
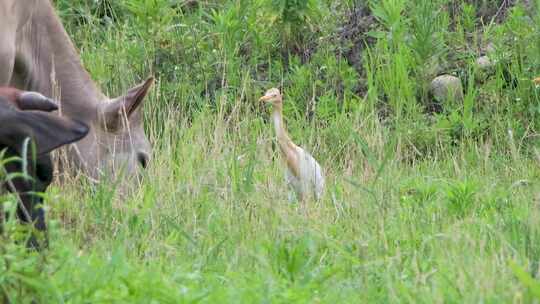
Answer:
[[2, 0, 540, 302]]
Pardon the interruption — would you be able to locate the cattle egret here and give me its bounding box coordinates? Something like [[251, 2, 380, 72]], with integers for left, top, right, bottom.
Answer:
[[259, 88, 324, 201]]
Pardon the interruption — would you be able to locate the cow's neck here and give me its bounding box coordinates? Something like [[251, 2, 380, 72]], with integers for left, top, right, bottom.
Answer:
[[15, 1, 104, 121]]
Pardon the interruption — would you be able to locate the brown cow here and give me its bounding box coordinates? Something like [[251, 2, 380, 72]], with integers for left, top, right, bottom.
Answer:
[[0, 0, 152, 185], [0, 88, 88, 249]]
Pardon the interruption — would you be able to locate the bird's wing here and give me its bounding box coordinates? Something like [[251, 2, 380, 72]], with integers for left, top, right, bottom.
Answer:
[[313, 161, 325, 199], [297, 147, 325, 199]]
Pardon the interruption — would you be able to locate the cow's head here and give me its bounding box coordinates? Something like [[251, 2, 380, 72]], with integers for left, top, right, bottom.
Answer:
[[0, 91, 88, 249], [69, 78, 153, 184]]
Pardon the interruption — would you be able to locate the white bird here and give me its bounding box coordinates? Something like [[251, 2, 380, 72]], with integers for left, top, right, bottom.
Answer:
[[259, 88, 324, 201]]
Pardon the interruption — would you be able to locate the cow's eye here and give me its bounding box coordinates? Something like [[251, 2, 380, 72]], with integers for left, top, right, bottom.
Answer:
[[137, 152, 149, 169]]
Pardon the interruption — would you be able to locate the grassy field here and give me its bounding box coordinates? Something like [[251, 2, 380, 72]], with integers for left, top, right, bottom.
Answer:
[[2, 0, 540, 302]]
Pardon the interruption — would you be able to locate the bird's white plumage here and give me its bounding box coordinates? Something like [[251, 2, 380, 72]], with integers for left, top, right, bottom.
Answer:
[[285, 145, 324, 201]]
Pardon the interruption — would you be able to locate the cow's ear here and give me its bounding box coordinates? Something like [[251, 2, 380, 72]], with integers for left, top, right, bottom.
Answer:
[[0, 111, 89, 155], [17, 92, 59, 112], [100, 77, 153, 131]]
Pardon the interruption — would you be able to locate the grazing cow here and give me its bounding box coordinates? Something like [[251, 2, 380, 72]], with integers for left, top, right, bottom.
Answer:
[[0, 0, 153, 185], [0, 88, 88, 248]]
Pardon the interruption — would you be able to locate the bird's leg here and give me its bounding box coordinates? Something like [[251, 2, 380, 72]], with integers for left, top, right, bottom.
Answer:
[[288, 191, 296, 203], [296, 193, 310, 216]]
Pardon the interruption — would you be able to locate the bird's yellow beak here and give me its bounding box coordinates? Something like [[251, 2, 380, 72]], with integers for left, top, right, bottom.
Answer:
[[259, 95, 271, 103]]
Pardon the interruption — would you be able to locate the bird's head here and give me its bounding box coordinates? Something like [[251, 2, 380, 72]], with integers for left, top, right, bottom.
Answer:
[[259, 88, 282, 107], [533, 76, 540, 88]]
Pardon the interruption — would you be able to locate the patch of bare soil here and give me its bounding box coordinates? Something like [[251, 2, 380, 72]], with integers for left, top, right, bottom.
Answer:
[[449, 0, 532, 25], [337, 3, 377, 95]]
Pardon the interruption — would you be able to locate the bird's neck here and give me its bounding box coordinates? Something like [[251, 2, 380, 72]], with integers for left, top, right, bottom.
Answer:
[[272, 107, 292, 149], [271, 104, 301, 178]]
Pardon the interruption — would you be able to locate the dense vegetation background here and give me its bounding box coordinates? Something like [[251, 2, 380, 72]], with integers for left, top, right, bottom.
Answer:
[[2, 0, 540, 302]]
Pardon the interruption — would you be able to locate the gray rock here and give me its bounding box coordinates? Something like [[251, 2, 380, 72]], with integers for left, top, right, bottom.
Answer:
[[430, 75, 463, 103], [485, 43, 496, 54], [476, 56, 494, 70]]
